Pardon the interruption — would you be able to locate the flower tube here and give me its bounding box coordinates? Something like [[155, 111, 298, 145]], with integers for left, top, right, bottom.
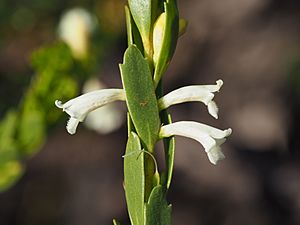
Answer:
[[159, 121, 232, 164], [55, 89, 125, 134], [158, 80, 223, 119]]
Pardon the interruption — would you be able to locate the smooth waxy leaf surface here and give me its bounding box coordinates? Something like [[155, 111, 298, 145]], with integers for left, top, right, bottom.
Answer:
[[125, 6, 134, 46], [145, 185, 172, 225], [124, 132, 145, 225], [162, 113, 175, 189], [128, 0, 152, 42], [125, 5, 144, 53], [154, 0, 179, 87], [120, 45, 160, 151], [157, 81, 175, 190]]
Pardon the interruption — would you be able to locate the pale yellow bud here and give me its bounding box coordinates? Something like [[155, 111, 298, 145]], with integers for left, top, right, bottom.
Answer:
[[179, 19, 188, 37], [153, 13, 166, 65]]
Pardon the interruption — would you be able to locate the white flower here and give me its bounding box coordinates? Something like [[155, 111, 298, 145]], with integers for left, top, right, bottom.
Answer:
[[158, 80, 223, 119], [58, 8, 96, 59], [159, 121, 232, 165], [82, 78, 124, 134], [55, 89, 125, 134]]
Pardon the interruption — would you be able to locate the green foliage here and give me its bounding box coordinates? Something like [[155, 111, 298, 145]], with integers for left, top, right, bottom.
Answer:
[[18, 97, 46, 156], [0, 161, 24, 192], [153, 0, 179, 87], [155, 79, 176, 190], [125, 6, 144, 56], [0, 111, 19, 164], [30, 44, 78, 124], [31, 42, 74, 73], [0, 111, 23, 191], [1, 2, 125, 190], [145, 185, 172, 225], [162, 113, 175, 189], [125, 6, 134, 46], [128, 0, 152, 44], [124, 132, 145, 225], [18, 42, 78, 157], [121, 1, 180, 224], [120, 45, 160, 152], [0, 42, 79, 191], [2, 1, 206, 224]]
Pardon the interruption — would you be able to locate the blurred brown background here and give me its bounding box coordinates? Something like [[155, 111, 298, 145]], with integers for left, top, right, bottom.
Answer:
[[1, 0, 300, 225]]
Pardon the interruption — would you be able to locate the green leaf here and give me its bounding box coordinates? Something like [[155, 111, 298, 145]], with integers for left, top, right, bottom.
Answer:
[[0, 112, 24, 195], [145, 185, 172, 225], [128, 0, 152, 44], [18, 97, 46, 156], [0, 161, 24, 192], [153, 0, 179, 87], [127, 113, 135, 135], [120, 45, 160, 151], [151, 0, 161, 25], [125, 6, 134, 46], [162, 113, 175, 189], [156, 81, 175, 190], [125, 5, 144, 54], [112, 219, 121, 225], [31, 42, 73, 73], [0, 110, 19, 164], [124, 132, 145, 225]]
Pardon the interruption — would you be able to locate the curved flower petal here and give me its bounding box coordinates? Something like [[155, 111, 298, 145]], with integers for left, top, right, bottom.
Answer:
[[207, 146, 225, 165], [159, 121, 232, 165], [207, 101, 219, 119], [200, 79, 223, 92], [55, 89, 125, 134], [66, 117, 80, 135], [158, 80, 223, 119]]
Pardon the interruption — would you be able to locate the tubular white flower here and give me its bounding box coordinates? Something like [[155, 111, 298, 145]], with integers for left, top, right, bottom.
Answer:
[[58, 8, 96, 59], [159, 121, 232, 165], [55, 89, 125, 134], [158, 80, 223, 119], [82, 78, 124, 134]]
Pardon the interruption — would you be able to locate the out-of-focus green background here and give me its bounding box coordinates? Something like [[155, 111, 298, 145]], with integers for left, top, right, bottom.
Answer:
[[1, 0, 300, 225]]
